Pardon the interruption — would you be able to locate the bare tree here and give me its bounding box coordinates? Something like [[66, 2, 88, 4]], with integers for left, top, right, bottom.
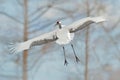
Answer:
[[84, 0, 91, 80], [23, 0, 28, 80]]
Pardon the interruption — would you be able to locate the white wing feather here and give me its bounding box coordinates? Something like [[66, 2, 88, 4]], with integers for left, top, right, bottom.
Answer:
[[9, 16, 106, 54], [9, 30, 57, 54], [67, 16, 106, 32]]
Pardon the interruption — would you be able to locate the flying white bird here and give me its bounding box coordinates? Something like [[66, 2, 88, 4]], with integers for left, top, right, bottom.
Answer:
[[9, 16, 106, 65]]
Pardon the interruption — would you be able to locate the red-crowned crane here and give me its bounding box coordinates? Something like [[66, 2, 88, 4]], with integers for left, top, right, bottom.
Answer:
[[9, 16, 106, 65]]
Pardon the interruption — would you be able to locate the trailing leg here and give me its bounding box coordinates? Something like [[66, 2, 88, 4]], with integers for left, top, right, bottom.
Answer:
[[62, 46, 68, 65], [71, 44, 80, 62]]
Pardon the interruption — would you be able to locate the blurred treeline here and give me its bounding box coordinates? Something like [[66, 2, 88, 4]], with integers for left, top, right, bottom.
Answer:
[[0, 0, 120, 80]]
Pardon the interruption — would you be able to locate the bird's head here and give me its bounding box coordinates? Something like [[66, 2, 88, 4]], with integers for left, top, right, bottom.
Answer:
[[55, 21, 62, 29], [56, 21, 61, 25]]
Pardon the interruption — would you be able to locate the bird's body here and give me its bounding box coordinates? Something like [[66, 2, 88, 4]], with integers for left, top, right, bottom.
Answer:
[[9, 16, 106, 54], [55, 27, 74, 45]]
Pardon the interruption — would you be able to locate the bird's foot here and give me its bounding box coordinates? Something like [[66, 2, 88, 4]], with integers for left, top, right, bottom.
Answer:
[[75, 56, 80, 63], [64, 59, 68, 66]]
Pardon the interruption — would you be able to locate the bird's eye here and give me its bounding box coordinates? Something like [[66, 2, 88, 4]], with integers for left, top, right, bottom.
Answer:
[[57, 21, 59, 24]]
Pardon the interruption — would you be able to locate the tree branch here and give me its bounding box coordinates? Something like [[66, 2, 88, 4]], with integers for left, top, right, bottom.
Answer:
[[0, 11, 23, 24], [29, 7, 51, 24], [16, 0, 23, 6], [29, 16, 72, 34], [101, 24, 120, 60], [110, 17, 120, 31]]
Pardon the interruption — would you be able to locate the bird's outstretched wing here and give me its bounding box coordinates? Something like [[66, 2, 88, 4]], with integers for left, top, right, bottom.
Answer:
[[9, 30, 58, 54], [67, 16, 106, 33]]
